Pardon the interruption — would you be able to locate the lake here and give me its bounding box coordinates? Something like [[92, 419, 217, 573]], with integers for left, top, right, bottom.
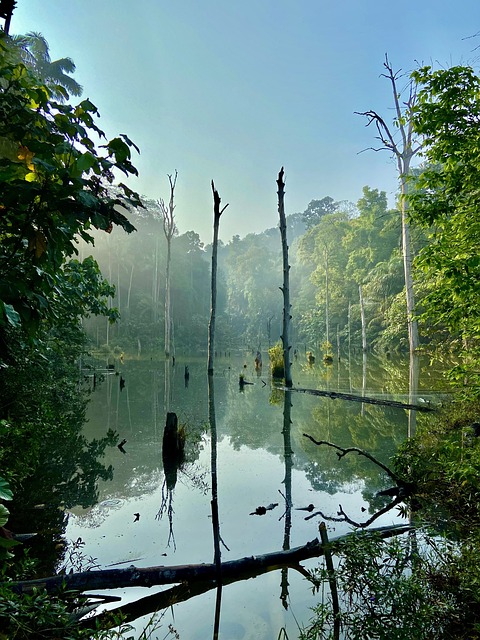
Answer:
[[67, 351, 451, 638]]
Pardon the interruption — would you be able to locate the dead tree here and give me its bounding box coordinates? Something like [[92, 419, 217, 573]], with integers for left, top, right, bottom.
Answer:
[[359, 284, 367, 353], [207, 182, 229, 636], [7, 524, 412, 597], [208, 181, 228, 376], [159, 171, 178, 359], [356, 55, 422, 355], [277, 168, 293, 387]]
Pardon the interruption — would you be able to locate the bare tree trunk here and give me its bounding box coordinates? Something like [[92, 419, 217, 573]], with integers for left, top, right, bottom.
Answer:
[[152, 237, 159, 324], [400, 173, 420, 353], [325, 247, 330, 346], [277, 168, 292, 387], [357, 55, 422, 355], [164, 237, 172, 357], [8, 525, 411, 596], [280, 388, 293, 609], [208, 182, 228, 376], [126, 263, 135, 319], [159, 171, 178, 359], [359, 284, 367, 353], [348, 301, 351, 361]]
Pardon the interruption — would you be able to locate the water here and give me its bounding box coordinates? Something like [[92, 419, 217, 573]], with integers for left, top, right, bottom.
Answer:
[[67, 352, 450, 638]]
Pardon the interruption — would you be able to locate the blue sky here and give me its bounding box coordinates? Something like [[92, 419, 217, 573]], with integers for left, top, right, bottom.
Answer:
[[10, 1, 480, 243]]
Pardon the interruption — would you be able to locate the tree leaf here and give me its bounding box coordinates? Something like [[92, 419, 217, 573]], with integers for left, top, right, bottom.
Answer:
[[0, 477, 13, 501], [3, 304, 21, 328]]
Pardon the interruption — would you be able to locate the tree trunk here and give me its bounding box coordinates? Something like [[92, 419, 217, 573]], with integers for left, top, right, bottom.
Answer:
[[325, 247, 330, 346], [164, 237, 172, 358], [359, 284, 367, 353], [208, 182, 228, 376], [126, 263, 135, 319], [277, 168, 292, 387], [7, 525, 412, 595], [357, 56, 422, 356], [160, 171, 178, 359], [400, 172, 419, 354]]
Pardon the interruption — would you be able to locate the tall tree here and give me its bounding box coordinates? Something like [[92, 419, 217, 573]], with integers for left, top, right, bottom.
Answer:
[[409, 65, 480, 382], [302, 196, 338, 229], [10, 31, 83, 101], [357, 55, 422, 354], [159, 171, 178, 359]]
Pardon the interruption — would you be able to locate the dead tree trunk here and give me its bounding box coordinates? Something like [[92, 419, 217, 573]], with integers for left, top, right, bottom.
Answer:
[[356, 55, 422, 355], [208, 181, 228, 376], [359, 284, 367, 353], [7, 524, 412, 596], [159, 171, 178, 359], [277, 168, 293, 387]]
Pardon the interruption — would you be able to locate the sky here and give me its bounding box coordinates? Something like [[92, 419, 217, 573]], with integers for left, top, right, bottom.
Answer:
[[9, 1, 480, 243]]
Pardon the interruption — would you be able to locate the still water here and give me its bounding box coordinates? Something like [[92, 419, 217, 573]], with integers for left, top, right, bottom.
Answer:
[[67, 352, 450, 638]]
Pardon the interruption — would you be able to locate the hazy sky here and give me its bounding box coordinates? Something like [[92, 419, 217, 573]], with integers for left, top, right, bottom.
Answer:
[[10, 1, 480, 243]]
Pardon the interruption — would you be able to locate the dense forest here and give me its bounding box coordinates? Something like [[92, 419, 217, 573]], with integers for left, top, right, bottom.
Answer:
[[2, 15, 480, 640], [81, 185, 433, 361]]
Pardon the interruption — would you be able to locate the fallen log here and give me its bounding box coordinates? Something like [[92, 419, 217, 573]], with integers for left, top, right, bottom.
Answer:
[[279, 385, 435, 412], [7, 524, 412, 596]]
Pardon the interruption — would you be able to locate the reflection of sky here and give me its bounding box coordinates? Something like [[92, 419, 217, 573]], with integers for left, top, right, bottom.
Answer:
[[66, 354, 437, 637], [67, 433, 404, 638]]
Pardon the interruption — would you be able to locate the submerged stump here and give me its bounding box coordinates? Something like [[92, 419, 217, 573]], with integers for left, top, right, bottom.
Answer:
[[162, 412, 185, 490]]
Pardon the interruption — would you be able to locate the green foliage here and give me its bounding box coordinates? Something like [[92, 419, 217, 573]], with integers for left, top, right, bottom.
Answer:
[[409, 65, 480, 380], [301, 530, 475, 640], [0, 36, 141, 350], [9, 31, 83, 102], [269, 341, 284, 379], [302, 196, 338, 229], [393, 399, 480, 535], [0, 585, 132, 639], [0, 475, 21, 561]]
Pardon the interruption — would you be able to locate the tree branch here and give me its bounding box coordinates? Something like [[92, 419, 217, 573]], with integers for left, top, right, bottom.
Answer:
[[302, 435, 400, 482]]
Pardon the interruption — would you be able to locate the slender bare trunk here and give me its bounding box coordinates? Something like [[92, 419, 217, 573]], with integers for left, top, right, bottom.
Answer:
[[325, 247, 330, 346], [208, 182, 228, 376], [164, 237, 172, 358], [400, 174, 419, 353], [126, 263, 134, 318], [159, 172, 178, 359], [208, 197, 225, 632], [277, 168, 293, 387], [357, 55, 422, 355], [359, 284, 367, 353]]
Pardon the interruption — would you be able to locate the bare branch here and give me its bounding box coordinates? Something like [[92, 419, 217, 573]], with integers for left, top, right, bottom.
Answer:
[[304, 496, 403, 529], [302, 435, 400, 482]]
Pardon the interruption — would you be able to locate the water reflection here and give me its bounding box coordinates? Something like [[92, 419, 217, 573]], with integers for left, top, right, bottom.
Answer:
[[66, 353, 451, 637]]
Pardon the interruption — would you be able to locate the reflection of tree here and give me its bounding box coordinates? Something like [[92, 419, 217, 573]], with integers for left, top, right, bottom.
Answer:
[[1, 337, 118, 575], [303, 437, 412, 528], [408, 353, 419, 438], [299, 394, 408, 517], [280, 389, 293, 609]]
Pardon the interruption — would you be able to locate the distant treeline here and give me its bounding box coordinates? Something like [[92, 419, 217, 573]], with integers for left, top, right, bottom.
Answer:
[[83, 187, 434, 357]]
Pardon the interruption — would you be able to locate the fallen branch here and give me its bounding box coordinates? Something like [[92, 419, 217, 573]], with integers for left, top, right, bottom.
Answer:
[[281, 386, 434, 412], [7, 525, 412, 596]]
